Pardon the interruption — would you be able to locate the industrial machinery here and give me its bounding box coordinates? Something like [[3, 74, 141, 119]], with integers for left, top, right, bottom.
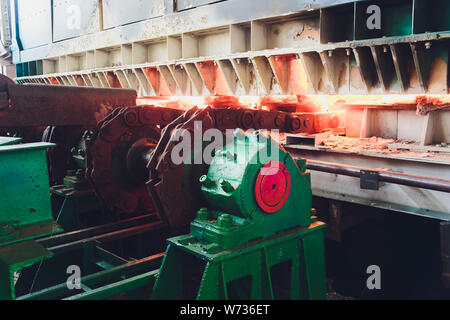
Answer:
[[153, 130, 326, 299], [0, 105, 328, 300], [0, 76, 340, 299], [0, 0, 449, 301]]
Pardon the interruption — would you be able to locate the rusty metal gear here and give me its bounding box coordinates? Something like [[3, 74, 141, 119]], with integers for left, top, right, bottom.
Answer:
[[147, 107, 217, 230], [86, 104, 339, 227], [146, 106, 320, 230], [86, 106, 171, 214]]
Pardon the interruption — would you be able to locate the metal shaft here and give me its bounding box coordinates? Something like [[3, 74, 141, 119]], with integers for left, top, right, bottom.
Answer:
[[126, 142, 155, 184], [305, 159, 450, 193]]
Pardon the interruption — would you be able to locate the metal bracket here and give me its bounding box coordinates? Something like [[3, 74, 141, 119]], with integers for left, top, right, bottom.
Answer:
[[360, 170, 379, 190]]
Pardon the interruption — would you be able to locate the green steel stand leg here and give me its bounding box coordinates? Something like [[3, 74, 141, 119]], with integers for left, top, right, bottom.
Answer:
[[197, 263, 225, 300], [0, 241, 53, 300], [291, 249, 301, 300], [0, 262, 14, 300], [261, 247, 275, 300], [151, 245, 184, 300], [301, 230, 327, 300]]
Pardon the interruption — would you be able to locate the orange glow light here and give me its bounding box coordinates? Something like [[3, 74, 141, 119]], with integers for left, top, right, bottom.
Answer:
[[137, 94, 450, 113]]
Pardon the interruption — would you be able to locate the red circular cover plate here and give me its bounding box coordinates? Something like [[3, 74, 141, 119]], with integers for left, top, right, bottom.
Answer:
[[255, 161, 291, 213]]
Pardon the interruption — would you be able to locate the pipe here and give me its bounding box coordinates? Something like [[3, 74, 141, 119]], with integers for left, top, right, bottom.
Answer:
[[37, 213, 158, 248], [45, 220, 166, 254], [305, 159, 450, 193]]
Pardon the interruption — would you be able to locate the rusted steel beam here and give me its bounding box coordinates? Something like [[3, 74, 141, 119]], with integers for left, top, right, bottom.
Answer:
[[0, 76, 137, 127]]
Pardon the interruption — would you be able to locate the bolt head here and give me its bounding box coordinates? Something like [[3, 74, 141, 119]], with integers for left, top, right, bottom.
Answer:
[[218, 214, 233, 228], [0, 224, 12, 236], [200, 175, 215, 188], [197, 208, 209, 220], [219, 179, 235, 193]]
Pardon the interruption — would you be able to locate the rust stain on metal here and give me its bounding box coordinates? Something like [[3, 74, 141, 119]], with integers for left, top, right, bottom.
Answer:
[[95, 103, 114, 122], [0, 75, 136, 127], [408, 60, 419, 89], [294, 25, 319, 42], [427, 57, 448, 93], [416, 95, 450, 115], [338, 63, 347, 88], [350, 66, 364, 90], [319, 135, 450, 163], [320, 135, 395, 152], [318, 78, 326, 92]]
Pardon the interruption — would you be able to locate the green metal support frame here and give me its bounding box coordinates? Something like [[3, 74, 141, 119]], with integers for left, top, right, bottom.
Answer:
[[15, 214, 165, 300], [0, 240, 53, 300], [0, 142, 63, 300], [18, 252, 164, 300], [153, 219, 327, 300], [0, 142, 62, 235]]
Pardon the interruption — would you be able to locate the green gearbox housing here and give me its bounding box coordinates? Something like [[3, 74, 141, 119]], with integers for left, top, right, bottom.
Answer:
[[192, 130, 312, 250]]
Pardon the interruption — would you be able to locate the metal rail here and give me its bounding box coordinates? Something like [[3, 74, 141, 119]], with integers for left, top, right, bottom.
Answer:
[[37, 213, 158, 248], [65, 269, 159, 300], [16, 214, 166, 300], [46, 220, 166, 255], [18, 252, 164, 300], [304, 159, 450, 193]]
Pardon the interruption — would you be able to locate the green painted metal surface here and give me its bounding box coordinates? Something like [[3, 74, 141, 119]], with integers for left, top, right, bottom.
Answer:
[[0, 240, 53, 300], [0, 142, 63, 248], [0, 142, 63, 300], [153, 221, 327, 300], [0, 137, 22, 146], [0, 143, 56, 228], [192, 132, 312, 249]]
